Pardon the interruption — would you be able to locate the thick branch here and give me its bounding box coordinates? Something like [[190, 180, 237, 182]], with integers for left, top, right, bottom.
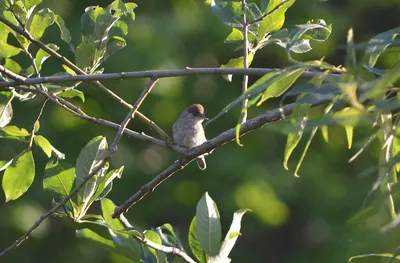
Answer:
[[113, 99, 327, 218], [0, 67, 338, 88], [0, 15, 170, 142]]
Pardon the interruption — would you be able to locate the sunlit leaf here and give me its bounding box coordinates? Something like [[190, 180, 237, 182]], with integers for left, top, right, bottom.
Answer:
[[28, 8, 55, 39], [0, 40, 21, 59], [349, 253, 400, 261], [54, 14, 71, 43], [34, 135, 53, 157], [35, 44, 59, 72], [2, 150, 35, 201], [75, 42, 96, 70], [4, 58, 22, 74], [58, 90, 85, 102], [188, 217, 207, 263], [196, 192, 221, 256], [91, 166, 123, 202], [0, 125, 30, 137], [220, 54, 254, 82]]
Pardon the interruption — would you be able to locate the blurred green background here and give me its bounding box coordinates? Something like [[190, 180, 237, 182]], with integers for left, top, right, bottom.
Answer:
[[1, 0, 400, 262]]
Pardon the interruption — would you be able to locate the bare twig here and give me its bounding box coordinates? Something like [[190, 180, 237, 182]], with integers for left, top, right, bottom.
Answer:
[[112, 97, 329, 218], [0, 68, 339, 88], [0, 15, 170, 142], [241, 0, 249, 123], [248, 0, 291, 25], [28, 98, 49, 147], [118, 215, 197, 263]]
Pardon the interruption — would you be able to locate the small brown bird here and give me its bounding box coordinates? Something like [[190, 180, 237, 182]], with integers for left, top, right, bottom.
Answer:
[[172, 104, 208, 170]]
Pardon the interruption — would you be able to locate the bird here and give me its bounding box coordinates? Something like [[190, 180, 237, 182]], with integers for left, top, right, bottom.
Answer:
[[172, 104, 208, 170]]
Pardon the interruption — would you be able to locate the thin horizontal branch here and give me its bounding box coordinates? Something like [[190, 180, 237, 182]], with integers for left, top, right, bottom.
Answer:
[[0, 67, 339, 88], [112, 97, 328, 218]]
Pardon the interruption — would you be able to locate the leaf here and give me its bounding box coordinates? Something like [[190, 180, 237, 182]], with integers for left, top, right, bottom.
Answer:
[[0, 40, 21, 59], [24, 0, 43, 10], [0, 159, 13, 172], [34, 135, 53, 157], [188, 217, 207, 263], [364, 27, 400, 68], [142, 230, 162, 262], [196, 192, 221, 256], [28, 8, 55, 39], [345, 126, 353, 149], [257, 67, 306, 105], [34, 43, 59, 72], [75, 136, 108, 211], [349, 253, 400, 262], [287, 19, 332, 55], [257, 0, 295, 39], [364, 61, 400, 99], [220, 54, 254, 82], [2, 150, 35, 201], [101, 198, 124, 230], [57, 89, 85, 102], [75, 42, 96, 70], [91, 166, 124, 202], [155, 223, 180, 248], [283, 103, 310, 170], [0, 126, 30, 137], [54, 14, 71, 43], [102, 36, 126, 62], [76, 228, 117, 250], [0, 92, 13, 128], [209, 209, 250, 262], [207, 1, 242, 28], [4, 58, 22, 74], [43, 161, 75, 197]]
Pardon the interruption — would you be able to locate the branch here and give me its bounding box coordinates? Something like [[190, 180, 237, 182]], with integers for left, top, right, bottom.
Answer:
[[0, 68, 339, 88], [0, 15, 170, 142], [112, 98, 328, 218], [0, 77, 160, 257], [241, 0, 249, 123], [248, 0, 291, 25], [118, 215, 197, 263]]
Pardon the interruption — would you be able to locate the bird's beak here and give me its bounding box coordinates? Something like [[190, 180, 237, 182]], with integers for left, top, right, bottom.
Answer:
[[201, 114, 209, 120]]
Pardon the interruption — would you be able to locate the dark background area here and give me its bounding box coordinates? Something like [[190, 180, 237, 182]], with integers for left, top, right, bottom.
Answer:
[[1, 0, 400, 262]]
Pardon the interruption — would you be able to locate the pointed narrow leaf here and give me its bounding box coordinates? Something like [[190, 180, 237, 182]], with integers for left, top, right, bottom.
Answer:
[[188, 217, 207, 263], [283, 103, 310, 170], [345, 126, 353, 149], [349, 253, 400, 261], [2, 150, 35, 201], [196, 192, 221, 256]]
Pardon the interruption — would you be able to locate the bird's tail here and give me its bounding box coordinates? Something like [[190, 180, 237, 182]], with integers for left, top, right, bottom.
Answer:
[[196, 155, 206, 170]]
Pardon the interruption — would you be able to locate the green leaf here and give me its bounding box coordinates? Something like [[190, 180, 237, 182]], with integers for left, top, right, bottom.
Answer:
[[28, 8, 55, 39], [0, 126, 30, 137], [220, 54, 254, 82], [57, 89, 85, 102], [0, 40, 21, 59], [364, 27, 400, 68], [4, 58, 22, 74], [209, 209, 250, 262], [102, 36, 126, 63], [257, 0, 295, 39], [43, 161, 75, 201], [2, 150, 35, 201], [101, 198, 124, 230], [34, 135, 53, 157], [365, 61, 400, 99], [283, 103, 310, 170], [196, 192, 221, 256], [257, 67, 306, 105], [75, 42, 96, 70], [349, 253, 400, 262], [0, 159, 13, 172], [76, 228, 117, 250], [76, 136, 108, 212], [155, 223, 179, 247], [54, 14, 71, 43], [142, 230, 162, 262], [35, 44, 59, 72], [24, 0, 43, 10], [0, 92, 13, 128], [207, 1, 242, 28], [345, 126, 353, 149], [189, 217, 207, 263], [91, 166, 123, 202]]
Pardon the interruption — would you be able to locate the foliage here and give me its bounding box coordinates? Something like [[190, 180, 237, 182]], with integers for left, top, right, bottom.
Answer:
[[0, 0, 400, 262]]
